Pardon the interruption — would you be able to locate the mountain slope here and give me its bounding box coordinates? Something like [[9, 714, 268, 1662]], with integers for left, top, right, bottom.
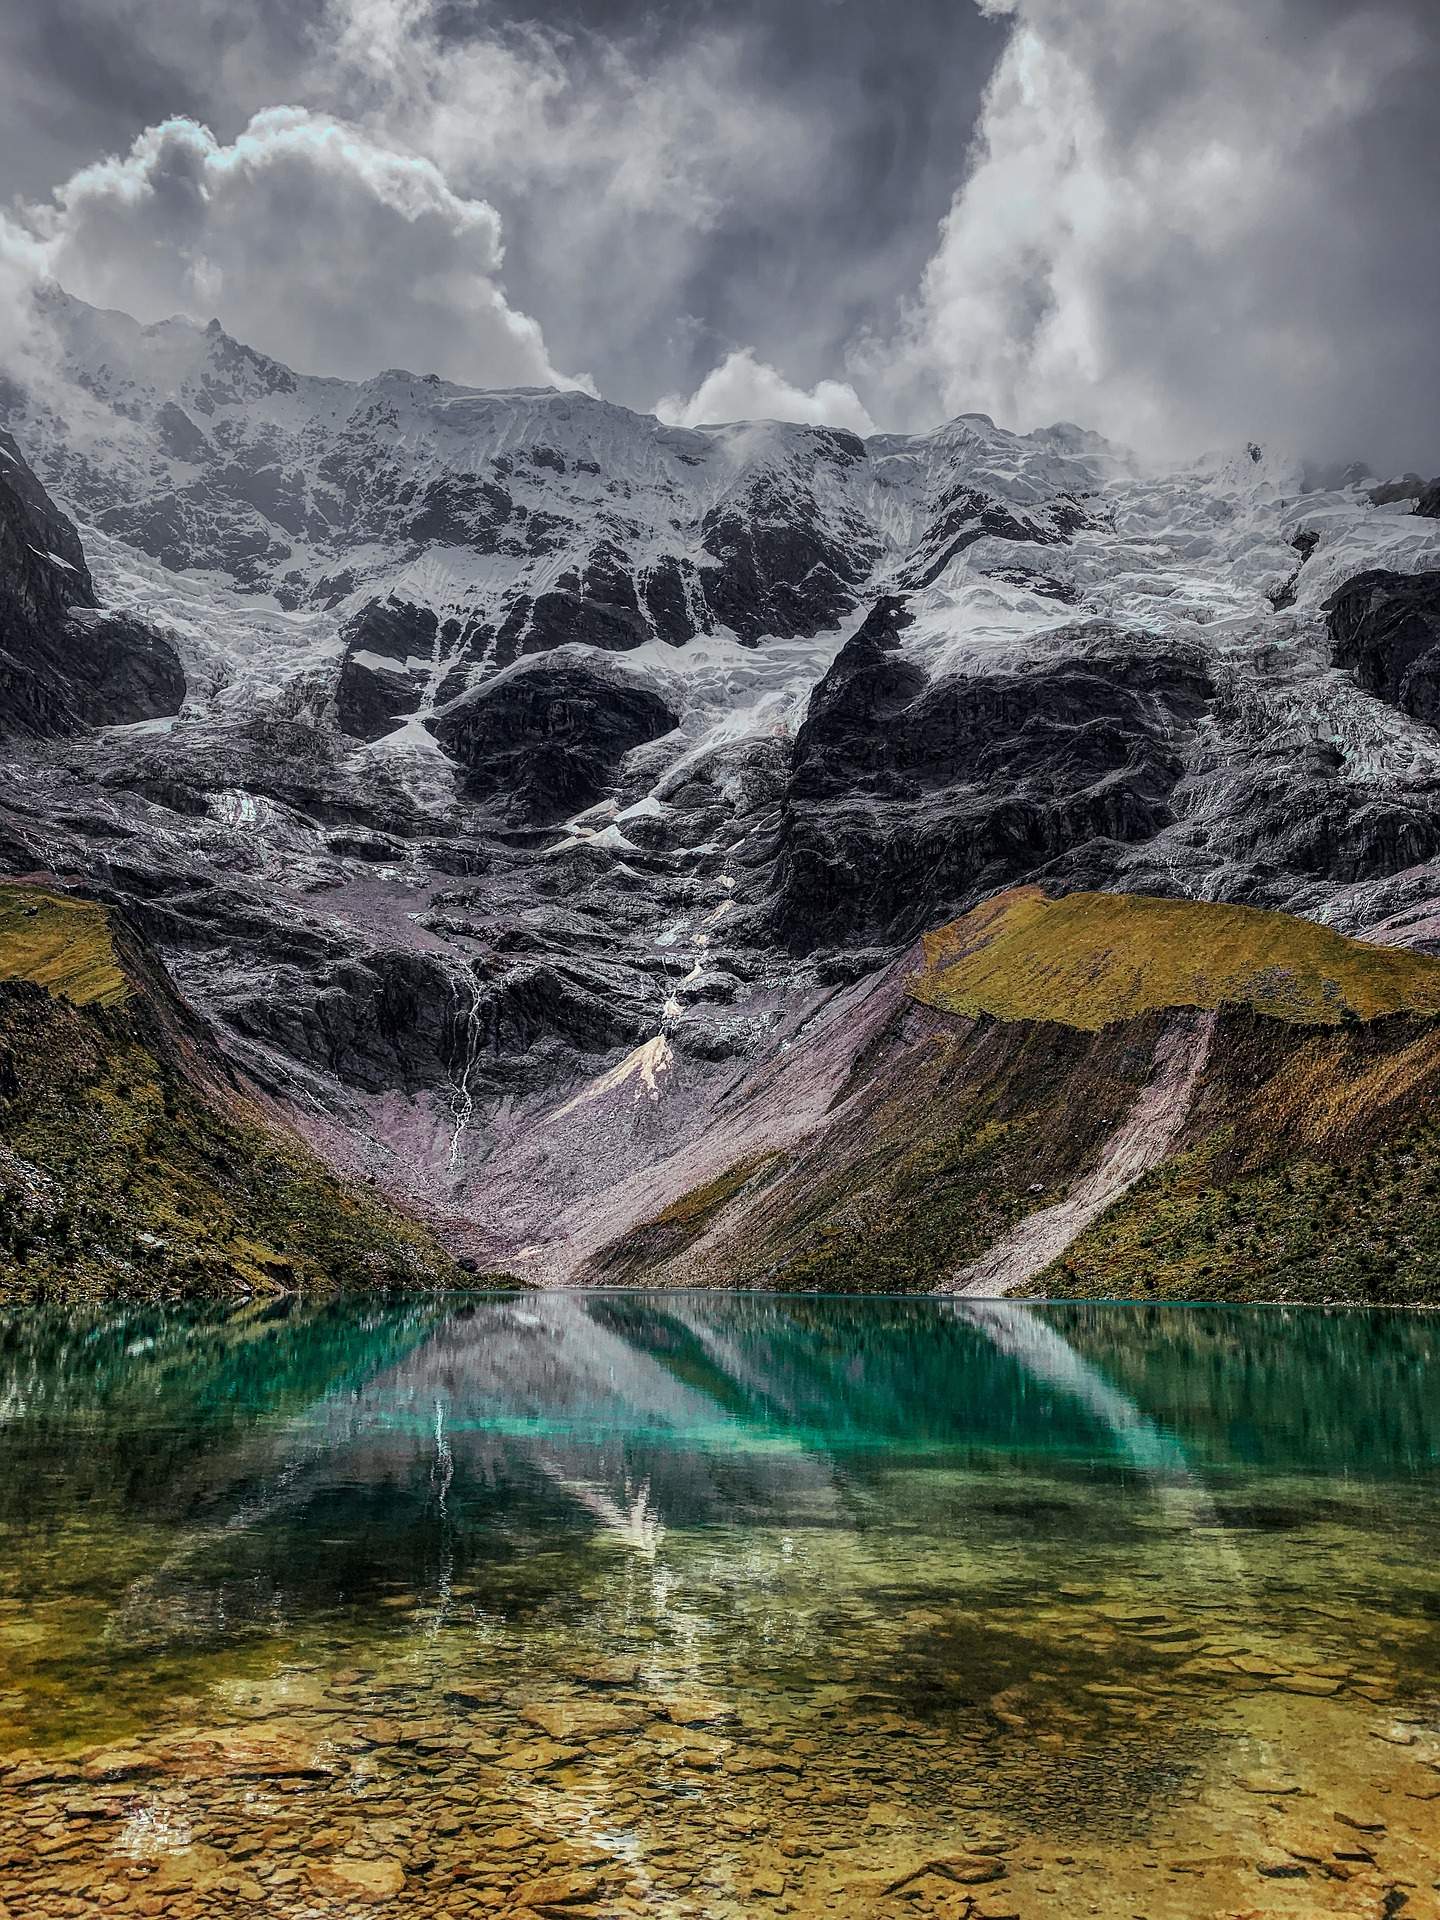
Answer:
[[4, 293, 1440, 1298], [576, 889, 1440, 1303], [0, 884, 459, 1298], [8, 292, 1106, 741]]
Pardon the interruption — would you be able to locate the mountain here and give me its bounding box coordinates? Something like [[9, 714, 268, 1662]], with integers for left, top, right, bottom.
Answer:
[[0, 427, 183, 740], [578, 887, 1440, 1302], [3, 289, 1440, 1297]]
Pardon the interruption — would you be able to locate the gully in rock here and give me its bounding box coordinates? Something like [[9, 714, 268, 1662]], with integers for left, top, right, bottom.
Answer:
[[442, 959, 485, 1175]]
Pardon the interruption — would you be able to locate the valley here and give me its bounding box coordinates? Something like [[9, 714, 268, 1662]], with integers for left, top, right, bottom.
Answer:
[[3, 294, 1440, 1298]]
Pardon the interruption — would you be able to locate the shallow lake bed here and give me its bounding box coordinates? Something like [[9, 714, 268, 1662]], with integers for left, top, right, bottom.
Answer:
[[0, 1293, 1436, 1917]]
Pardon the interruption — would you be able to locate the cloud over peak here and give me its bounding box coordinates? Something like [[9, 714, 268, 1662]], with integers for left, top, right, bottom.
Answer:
[[20, 107, 587, 393], [0, 0, 1436, 468], [657, 349, 876, 436], [884, 0, 1440, 469]]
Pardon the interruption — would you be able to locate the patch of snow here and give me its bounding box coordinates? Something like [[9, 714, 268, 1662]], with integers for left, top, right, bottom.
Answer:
[[102, 715, 176, 737], [552, 1033, 676, 1120]]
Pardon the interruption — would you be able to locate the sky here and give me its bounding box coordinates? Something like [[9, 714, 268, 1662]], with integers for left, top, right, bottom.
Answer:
[[1, 0, 1438, 469]]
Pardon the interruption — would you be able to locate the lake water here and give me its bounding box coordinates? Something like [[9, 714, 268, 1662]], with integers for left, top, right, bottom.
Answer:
[[0, 1293, 1436, 1918]]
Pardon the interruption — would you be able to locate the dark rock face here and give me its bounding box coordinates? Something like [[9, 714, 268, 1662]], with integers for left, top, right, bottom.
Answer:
[[0, 430, 184, 739], [698, 474, 876, 644], [896, 486, 1091, 591], [520, 577, 652, 657], [788, 596, 926, 753], [1368, 474, 1424, 507], [1329, 569, 1440, 729], [772, 600, 1212, 950], [1268, 528, 1320, 611], [63, 612, 190, 728], [0, 429, 94, 602], [222, 946, 462, 1096], [430, 659, 679, 822], [336, 597, 439, 741], [1416, 482, 1440, 521], [215, 916, 658, 1101], [155, 400, 212, 463]]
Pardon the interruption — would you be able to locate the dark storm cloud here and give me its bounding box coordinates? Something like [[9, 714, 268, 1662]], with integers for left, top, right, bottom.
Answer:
[[885, 0, 1440, 470], [395, 0, 1009, 407], [0, 0, 318, 193], [1, 0, 1437, 465]]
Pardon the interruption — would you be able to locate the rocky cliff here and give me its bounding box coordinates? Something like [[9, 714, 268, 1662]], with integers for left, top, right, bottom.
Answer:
[[3, 291, 1440, 1296], [0, 883, 458, 1295], [0, 429, 184, 740]]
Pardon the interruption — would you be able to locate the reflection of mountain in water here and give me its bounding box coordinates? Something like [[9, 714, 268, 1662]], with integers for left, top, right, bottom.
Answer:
[[0, 1295, 1435, 1657], [375, 1293, 1440, 1475]]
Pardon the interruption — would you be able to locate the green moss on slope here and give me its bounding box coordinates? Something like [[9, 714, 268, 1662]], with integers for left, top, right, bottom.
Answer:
[[1031, 1123, 1440, 1305], [598, 892, 1440, 1301], [0, 887, 457, 1300], [0, 886, 129, 1007], [761, 1109, 1053, 1295], [1026, 1010, 1440, 1305], [594, 1153, 784, 1281], [913, 885, 1440, 1030]]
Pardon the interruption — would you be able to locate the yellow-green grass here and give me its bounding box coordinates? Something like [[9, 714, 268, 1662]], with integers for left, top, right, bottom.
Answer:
[[0, 884, 128, 1008], [0, 883, 458, 1298], [912, 886, 1440, 1031]]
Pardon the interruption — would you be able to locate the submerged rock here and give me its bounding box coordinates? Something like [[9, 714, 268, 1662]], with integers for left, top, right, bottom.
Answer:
[[306, 1856, 407, 1902]]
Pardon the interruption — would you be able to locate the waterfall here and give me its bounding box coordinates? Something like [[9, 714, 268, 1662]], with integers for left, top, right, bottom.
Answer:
[[441, 960, 483, 1173]]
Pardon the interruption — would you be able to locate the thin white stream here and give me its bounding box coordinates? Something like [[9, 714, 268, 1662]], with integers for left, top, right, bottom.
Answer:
[[442, 960, 484, 1172]]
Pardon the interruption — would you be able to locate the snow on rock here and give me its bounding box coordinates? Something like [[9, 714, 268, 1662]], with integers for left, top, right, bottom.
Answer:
[[7, 287, 1440, 1248]]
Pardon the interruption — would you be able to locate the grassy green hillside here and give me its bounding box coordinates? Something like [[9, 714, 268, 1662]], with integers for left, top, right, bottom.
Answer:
[[0, 886, 130, 1006], [594, 889, 1440, 1303], [1028, 1011, 1440, 1303], [0, 883, 458, 1300], [912, 885, 1440, 1029]]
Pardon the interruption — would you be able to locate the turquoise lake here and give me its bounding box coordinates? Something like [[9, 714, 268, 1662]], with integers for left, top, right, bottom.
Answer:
[[0, 1293, 1436, 1917]]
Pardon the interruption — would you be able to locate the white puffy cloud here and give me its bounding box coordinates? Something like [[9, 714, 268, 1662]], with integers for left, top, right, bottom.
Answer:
[[20, 108, 586, 391], [308, 4, 846, 408], [882, 0, 1440, 468], [657, 349, 876, 435]]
